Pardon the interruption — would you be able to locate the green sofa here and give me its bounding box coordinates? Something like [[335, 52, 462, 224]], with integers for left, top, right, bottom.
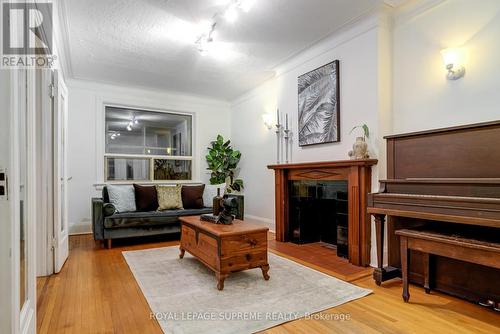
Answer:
[[92, 186, 212, 248]]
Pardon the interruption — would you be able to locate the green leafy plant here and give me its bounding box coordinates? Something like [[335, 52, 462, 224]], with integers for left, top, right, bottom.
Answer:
[[350, 124, 370, 140], [206, 135, 244, 193]]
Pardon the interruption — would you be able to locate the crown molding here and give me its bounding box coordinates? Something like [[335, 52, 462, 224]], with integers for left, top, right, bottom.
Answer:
[[393, 0, 448, 27], [383, 0, 412, 7], [67, 78, 231, 110], [276, 6, 393, 76], [273, 6, 392, 76], [230, 76, 277, 108], [230, 6, 395, 105]]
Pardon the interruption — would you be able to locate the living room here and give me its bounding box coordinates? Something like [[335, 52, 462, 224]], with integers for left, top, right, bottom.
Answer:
[[1, 0, 500, 333]]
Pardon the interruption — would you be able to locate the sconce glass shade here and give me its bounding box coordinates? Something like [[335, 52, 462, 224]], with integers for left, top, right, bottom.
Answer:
[[262, 114, 274, 129], [441, 47, 467, 80]]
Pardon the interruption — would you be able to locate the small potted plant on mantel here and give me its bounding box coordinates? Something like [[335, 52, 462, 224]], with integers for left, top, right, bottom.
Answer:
[[348, 124, 370, 159]]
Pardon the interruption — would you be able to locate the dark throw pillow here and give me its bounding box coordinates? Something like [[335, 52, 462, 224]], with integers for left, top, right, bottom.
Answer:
[[133, 184, 159, 212], [182, 184, 205, 209]]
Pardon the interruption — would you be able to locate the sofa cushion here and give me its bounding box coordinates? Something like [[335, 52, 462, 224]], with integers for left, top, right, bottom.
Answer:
[[106, 185, 136, 213], [156, 184, 183, 210], [203, 183, 226, 208], [103, 207, 212, 229], [182, 184, 205, 209], [134, 184, 159, 212]]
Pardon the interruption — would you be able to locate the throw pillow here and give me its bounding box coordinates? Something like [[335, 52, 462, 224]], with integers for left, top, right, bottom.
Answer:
[[156, 184, 183, 210], [203, 183, 226, 208], [182, 184, 205, 209], [133, 184, 159, 212], [106, 185, 136, 213]]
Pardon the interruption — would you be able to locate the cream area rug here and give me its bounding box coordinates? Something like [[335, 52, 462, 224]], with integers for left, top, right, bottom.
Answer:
[[123, 246, 371, 334]]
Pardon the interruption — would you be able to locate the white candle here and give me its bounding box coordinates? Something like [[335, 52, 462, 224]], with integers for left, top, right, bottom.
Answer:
[[276, 109, 280, 126]]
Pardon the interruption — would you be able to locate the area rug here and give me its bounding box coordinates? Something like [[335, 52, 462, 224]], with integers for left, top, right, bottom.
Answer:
[[123, 246, 371, 334]]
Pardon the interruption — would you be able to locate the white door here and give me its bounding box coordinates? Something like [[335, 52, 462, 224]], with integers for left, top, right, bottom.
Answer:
[[0, 69, 37, 333], [53, 71, 69, 273]]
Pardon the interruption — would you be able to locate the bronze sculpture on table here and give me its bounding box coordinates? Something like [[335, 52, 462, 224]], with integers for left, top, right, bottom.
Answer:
[[201, 197, 238, 225]]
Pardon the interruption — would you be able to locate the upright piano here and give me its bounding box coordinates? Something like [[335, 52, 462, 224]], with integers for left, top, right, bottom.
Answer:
[[368, 120, 500, 303]]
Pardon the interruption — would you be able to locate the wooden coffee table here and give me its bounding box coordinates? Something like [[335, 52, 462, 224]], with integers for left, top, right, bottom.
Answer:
[[179, 216, 270, 290]]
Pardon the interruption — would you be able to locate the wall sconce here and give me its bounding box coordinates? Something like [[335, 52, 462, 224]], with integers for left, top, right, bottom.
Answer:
[[262, 114, 274, 129], [441, 47, 467, 80]]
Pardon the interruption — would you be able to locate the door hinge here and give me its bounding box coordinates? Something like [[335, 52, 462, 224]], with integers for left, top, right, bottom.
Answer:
[[49, 84, 56, 99], [51, 237, 57, 251], [0, 169, 7, 200]]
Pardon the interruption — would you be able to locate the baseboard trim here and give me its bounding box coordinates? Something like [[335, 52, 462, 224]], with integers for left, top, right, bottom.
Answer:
[[245, 214, 275, 232], [69, 220, 92, 235], [69, 231, 93, 236]]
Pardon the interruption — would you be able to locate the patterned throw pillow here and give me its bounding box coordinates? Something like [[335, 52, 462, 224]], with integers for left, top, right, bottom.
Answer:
[[106, 185, 137, 213], [156, 184, 184, 210]]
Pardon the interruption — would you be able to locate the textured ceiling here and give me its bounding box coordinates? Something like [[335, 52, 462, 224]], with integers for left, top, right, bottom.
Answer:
[[64, 0, 384, 100]]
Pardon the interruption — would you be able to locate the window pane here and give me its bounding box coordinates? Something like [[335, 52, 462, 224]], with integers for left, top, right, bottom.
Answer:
[[105, 106, 192, 156], [106, 158, 150, 181], [154, 159, 192, 180]]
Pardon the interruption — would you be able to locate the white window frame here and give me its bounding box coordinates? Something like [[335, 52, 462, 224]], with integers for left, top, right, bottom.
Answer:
[[102, 103, 195, 184]]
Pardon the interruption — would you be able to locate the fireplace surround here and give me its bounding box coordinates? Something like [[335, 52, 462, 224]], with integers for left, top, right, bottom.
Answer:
[[268, 159, 377, 266]]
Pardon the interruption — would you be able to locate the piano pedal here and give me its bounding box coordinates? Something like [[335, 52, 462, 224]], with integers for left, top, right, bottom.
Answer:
[[494, 302, 500, 312], [478, 300, 495, 308]]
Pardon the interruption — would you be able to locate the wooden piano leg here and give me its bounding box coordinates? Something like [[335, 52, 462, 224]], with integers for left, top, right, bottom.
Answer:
[[400, 236, 410, 302], [373, 214, 385, 286], [423, 253, 431, 294]]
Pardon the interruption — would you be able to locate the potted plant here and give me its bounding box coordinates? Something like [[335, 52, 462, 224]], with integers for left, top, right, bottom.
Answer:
[[348, 124, 370, 159], [206, 135, 244, 193]]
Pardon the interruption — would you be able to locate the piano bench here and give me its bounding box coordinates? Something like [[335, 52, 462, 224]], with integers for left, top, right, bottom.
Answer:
[[395, 228, 500, 303]]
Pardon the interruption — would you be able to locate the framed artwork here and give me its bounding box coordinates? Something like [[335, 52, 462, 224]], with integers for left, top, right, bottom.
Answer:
[[298, 60, 340, 146]]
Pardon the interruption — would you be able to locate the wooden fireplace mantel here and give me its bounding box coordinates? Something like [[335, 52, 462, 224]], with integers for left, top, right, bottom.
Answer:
[[267, 159, 378, 266]]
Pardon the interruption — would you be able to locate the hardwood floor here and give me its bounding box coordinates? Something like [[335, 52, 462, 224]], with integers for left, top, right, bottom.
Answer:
[[37, 234, 500, 334]]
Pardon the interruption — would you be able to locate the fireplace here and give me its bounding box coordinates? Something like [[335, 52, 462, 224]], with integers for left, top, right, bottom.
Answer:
[[268, 159, 377, 266], [289, 180, 349, 258]]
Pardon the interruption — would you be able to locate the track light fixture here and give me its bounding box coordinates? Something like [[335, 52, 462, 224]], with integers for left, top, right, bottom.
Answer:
[[195, 22, 216, 54], [194, 0, 256, 55]]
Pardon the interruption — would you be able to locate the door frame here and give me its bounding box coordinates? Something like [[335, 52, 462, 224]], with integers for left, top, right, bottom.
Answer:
[[36, 69, 70, 276], [53, 71, 69, 273], [9, 66, 37, 334]]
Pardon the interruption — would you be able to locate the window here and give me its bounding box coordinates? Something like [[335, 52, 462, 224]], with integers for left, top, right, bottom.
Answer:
[[105, 106, 193, 181]]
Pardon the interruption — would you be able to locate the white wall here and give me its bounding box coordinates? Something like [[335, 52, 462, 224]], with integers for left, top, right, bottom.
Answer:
[[393, 0, 500, 132], [230, 13, 392, 260], [67, 80, 231, 234], [230, 79, 278, 228]]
